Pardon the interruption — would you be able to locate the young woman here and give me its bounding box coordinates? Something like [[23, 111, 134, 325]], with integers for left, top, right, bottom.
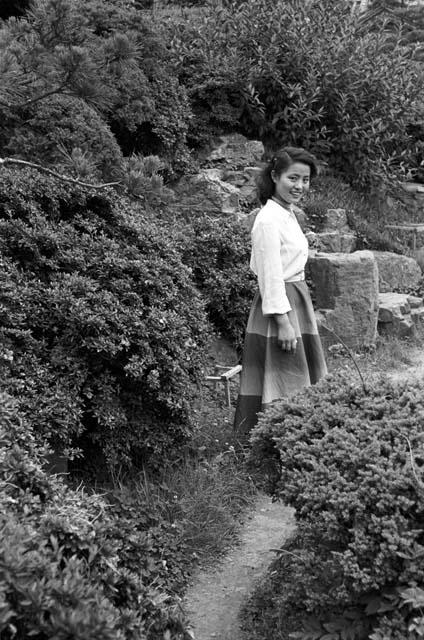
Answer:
[[234, 146, 327, 437]]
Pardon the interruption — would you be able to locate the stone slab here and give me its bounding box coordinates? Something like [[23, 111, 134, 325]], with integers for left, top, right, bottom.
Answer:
[[373, 251, 422, 293]]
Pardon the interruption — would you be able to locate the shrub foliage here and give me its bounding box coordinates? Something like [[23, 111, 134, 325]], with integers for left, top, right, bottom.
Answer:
[[175, 214, 256, 352], [0, 168, 210, 468], [169, 0, 423, 189], [0, 391, 192, 639], [0, 0, 193, 174], [248, 373, 424, 639]]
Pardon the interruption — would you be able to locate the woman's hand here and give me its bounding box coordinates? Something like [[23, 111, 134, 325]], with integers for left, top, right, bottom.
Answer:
[[275, 314, 297, 352]]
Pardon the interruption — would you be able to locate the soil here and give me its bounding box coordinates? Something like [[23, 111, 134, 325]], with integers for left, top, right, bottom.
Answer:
[[387, 349, 424, 384], [183, 495, 295, 640]]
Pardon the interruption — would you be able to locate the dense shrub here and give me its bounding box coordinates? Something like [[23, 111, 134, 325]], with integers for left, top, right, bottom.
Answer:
[[4, 95, 123, 180], [247, 373, 424, 639], [169, 0, 423, 189], [0, 0, 193, 171], [174, 214, 256, 352], [0, 391, 192, 639], [0, 167, 211, 469]]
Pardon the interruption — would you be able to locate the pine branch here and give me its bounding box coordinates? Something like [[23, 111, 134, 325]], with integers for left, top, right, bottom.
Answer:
[[20, 82, 69, 108], [0, 158, 121, 190]]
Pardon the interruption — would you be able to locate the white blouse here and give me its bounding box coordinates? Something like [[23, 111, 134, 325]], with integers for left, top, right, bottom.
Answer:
[[250, 199, 309, 316]]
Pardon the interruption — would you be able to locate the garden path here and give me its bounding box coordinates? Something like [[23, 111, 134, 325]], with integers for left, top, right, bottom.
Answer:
[[184, 343, 424, 640], [387, 348, 424, 384], [183, 495, 295, 640]]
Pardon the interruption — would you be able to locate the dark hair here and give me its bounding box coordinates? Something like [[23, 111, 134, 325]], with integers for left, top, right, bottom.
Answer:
[[256, 146, 320, 205]]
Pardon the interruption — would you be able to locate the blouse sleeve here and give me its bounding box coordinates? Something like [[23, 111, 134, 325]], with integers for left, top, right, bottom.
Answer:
[[251, 221, 291, 315]]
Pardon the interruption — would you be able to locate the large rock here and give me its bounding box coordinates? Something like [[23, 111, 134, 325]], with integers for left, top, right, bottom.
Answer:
[[305, 208, 356, 253], [308, 250, 379, 348], [204, 134, 264, 169], [372, 251, 422, 293], [321, 208, 350, 231], [306, 230, 357, 253], [172, 169, 240, 216], [222, 166, 261, 208], [378, 292, 424, 337]]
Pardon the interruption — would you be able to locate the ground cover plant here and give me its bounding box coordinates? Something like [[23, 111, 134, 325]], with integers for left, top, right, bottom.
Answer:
[[244, 370, 424, 639]]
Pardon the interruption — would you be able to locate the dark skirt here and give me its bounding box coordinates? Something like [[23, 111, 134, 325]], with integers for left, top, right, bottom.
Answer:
[[234, 281, 327, 437]]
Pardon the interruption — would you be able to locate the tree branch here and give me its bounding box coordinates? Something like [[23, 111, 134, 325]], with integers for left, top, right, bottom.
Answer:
[[0, 158, 121, 190]]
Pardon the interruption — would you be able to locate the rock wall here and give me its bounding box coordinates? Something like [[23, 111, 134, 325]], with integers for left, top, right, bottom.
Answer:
[[173, 133, 423, 347]]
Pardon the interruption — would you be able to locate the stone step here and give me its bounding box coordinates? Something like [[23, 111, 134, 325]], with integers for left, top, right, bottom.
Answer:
[[378, 292, 424, 337]]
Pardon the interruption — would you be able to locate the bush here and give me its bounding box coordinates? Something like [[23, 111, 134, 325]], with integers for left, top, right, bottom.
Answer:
[[4, 95, 123, 180], [0, 167, 211, 469], [247, 373, 424, 639], [0, 0, 193, 172], [0, 391, 192, 640], [169, 0, 423, 189], [174, 214, 256, 352]]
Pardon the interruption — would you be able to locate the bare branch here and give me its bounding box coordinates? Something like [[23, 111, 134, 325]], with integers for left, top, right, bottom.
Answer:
[[0, 158, 121, 190]]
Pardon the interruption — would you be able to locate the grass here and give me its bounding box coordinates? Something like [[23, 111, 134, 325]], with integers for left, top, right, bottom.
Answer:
[[105, 377, 258, 571], [303, 172, 419, 254], [326, 322, 424, 382], [111, 322, 424, 574]]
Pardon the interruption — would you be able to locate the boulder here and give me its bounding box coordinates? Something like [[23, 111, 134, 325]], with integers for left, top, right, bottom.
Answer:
[[372, 251, 422, 293], [222, 166, 261, 208], [378, 292, 424, 337], [322, 208, 350, 231], [305, 208, 356, 253], [308, 250, 379, 348], [172, 169, 240, 216], [205, 134, 264, 169], [306, 230, 357, 253]]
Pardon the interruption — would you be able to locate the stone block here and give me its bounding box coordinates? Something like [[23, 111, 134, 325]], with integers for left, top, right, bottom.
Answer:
[[378, 292, 411, 321], [308, 250, 379, 348], [378, 291, 424, 337], [323, 208, 349, 231], [407, 295, 424, 309], [411, 307, 424, 324], [222, 166, 261, 207], [306, 231, 356, 253], [373, 251, 422, 293], [173, 169, 240, 216], [205, 134, 264, 168]]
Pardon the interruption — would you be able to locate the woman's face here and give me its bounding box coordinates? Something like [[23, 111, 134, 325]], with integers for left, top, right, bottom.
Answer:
[[272, 161, 311, 206]]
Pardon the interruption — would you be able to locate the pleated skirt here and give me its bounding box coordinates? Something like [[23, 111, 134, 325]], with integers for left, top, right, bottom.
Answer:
[[234, 281, 327, 437]]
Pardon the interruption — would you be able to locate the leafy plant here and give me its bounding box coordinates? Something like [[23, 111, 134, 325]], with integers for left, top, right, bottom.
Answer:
[[0, 0, 193, 171], [0, 391, 193, 640], [247, 372, 424, 639], [0, 167, 211, 470], [173, 213, 256, 352], [168, 0, 423, 190]]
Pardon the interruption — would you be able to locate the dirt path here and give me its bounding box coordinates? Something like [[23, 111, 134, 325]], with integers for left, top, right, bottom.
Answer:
[[183, 348, 424, 640], [387, 350, 424, 384], [183, 495, 295, 640]]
